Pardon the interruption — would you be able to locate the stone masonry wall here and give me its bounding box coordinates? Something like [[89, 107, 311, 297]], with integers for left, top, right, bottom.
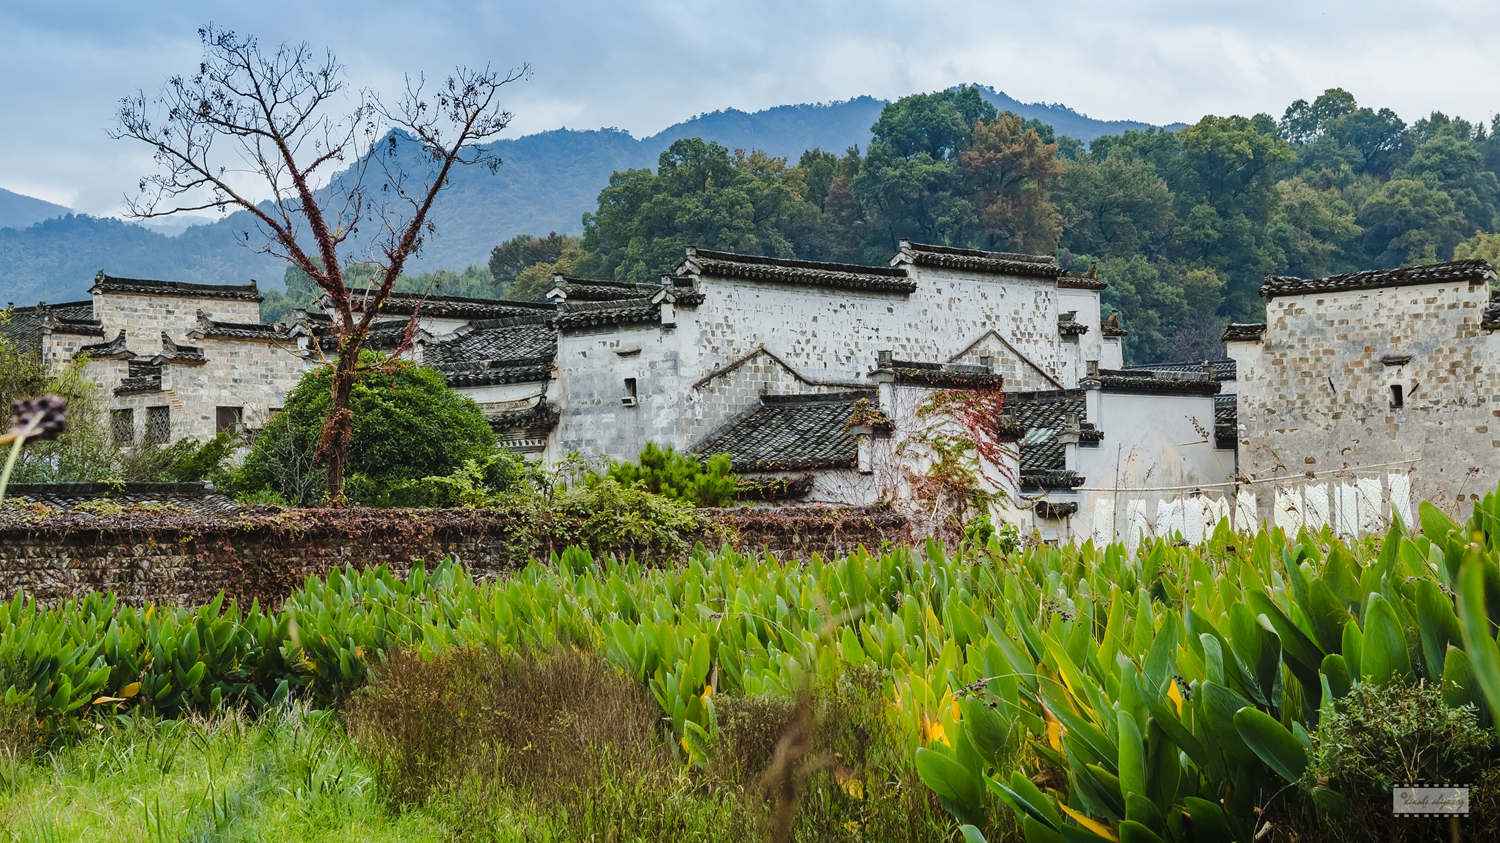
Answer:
[[0, 506, 913, 607], [1230, 278, 1500, 514]]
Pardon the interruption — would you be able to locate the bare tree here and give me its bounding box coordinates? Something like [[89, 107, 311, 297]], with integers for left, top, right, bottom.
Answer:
[[113, 25, 526, 502]]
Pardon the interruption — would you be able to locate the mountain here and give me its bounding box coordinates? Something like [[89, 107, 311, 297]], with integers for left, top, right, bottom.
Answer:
[[0, 88, 1180, 305], [0, 187, 71, 232]]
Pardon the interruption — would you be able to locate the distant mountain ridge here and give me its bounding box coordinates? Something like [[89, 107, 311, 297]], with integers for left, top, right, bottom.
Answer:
[[0, 187, 71, 232], [0, 88, 1181, 305]]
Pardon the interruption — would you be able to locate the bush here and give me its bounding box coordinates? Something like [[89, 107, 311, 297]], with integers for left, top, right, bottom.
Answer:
[[608, 442, 737, 507], [117, 428, 240, 483], [377, 452, 533, 508], [230, 355, 497, 505], [553, 474, 712, 557]]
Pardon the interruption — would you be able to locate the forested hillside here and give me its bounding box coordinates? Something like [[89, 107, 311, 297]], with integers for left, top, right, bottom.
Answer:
[[530, 87, 1500, 363], [0, 87, 1168, 305]]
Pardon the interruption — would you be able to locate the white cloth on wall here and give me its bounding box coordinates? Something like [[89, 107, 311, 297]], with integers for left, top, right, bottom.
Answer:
[[1235, 490, 1258, 533], [1183, 497, 1205, 545], [1126, 499, 1148, 554], [1334, 483, 1359, 537], [1274, 487, 1304, 534], [1388, 474, 1413, 528], [1303, 484, 1330, 532], [1156, 499, 1186, 539], [1092, 494, 1115, 546], [1211, 496, 1232, 533], [1357, 477, 1384, 533]]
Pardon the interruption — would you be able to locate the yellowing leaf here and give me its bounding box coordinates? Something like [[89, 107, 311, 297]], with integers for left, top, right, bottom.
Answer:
[[120, 682, 142, 698], [1045, 708, 1064, 752], [1167, 678, 1183, 716], [951, 699, 962, 721], [1058, 801, 1119, 841], [835, 768, 865, 800], [91, 696, 125, 705]]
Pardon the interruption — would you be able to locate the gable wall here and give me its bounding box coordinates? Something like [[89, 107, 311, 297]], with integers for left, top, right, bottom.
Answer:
[[552, 323, 684, 461], [93, 292, 261, 356], [1235, 279, 1500, 515]]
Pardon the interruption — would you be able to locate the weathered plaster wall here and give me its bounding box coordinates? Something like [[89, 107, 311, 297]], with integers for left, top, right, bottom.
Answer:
[[553, 323, 685, 459], [1232, 279, 1498, 513], [92, 293, 260, 358]]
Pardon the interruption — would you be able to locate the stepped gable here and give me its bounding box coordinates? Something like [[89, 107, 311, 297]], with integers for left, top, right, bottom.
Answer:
[[691, 391, 873, 472], [425, 315, 557, 367], [3, 482, 239, 515], [680, 247, 916, 294], [1058, 311, 1087, 336], [1101, 313, 1127, 338], [895, 240, 1064, 281], [356, 291, 554, 321], [1090, 367, 1221, 396], [555, 297, 660, 330], [1260, 259, 1495, 300], [91, 272, 261, 301], [193, 313, 292, 341], [1124, 359, 1236, 382], [548, 276, 661, 302], [76, 330, 134, 360], [1, 301, 99, 355], [1221, 323, 1266, 343], [1004, 389, 1095, 489], [1214, 394, 1237, 450]]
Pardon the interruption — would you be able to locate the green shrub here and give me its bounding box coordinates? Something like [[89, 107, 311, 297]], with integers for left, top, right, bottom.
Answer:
[[608, 443, 736, 507], [116, 428, 240, 484], [230, 355, 497, 505], [378, 452, 533, 508], [554, 474, 710, 557]]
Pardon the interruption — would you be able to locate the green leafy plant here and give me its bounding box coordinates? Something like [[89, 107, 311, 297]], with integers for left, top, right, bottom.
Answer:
[[608, 442, 737, 507]]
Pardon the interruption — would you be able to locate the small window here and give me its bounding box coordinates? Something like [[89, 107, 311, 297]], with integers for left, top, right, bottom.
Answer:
[[145, 406, 171, 445], [111, 409, 134, 447], [622, 378, 638, 406], [1390, 384, 1404, 409], [216, 406, 244, 434]]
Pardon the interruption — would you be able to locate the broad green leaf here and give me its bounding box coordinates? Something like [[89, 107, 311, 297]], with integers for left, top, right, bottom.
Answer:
[[1116, 710, 1146, 798], [1182, 796, 1236, 843], [960, 826, 987, 843], [1320, 654, 1351, 700], [1198, 681, 1254, 761], [1440, 645, 1482, 712], [1457, 554, 1500, 725], [915, 747, 984, 825], [1305, 579, 1350, 654], [1023, 816, 1066, 843], [1117, 821, 1165, 843], [1342, 619, 1362, 680], [1416, 580, 1463, 684], [1233, 705, 1307, 783], [1361, 593, 1411, 684], [964, 697, 1011, 767]]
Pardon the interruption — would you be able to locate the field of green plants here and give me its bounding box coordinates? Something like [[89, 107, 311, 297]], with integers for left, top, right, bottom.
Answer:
[[5, 490, 1500, 841]]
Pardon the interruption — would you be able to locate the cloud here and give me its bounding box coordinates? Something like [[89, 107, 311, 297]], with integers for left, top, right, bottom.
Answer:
[[1, 0, 1495, 216]]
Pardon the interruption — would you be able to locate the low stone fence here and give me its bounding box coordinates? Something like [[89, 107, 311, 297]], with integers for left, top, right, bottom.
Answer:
[[0, 505, 912, 607]]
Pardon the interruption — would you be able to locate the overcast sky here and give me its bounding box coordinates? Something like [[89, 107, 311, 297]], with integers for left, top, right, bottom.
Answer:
[[3, 0, 1498, 217]]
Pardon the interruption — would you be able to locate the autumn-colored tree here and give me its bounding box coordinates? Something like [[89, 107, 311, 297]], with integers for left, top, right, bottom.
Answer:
[[114, 25, 524, 502], [961, 114, 1063, 252]]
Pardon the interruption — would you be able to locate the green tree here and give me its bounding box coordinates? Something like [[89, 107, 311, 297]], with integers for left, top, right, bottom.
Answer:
[[232, 355, 497, 505], [1055, 155, 1174, 259], [960, 114, 1063, 252], [607, 442, 736, 507], [489, 233, 567, 295], [1358, 178, 1466, 265]]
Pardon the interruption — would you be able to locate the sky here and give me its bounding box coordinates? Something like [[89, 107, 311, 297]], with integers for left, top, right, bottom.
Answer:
[[2, 0, 1498, 217]]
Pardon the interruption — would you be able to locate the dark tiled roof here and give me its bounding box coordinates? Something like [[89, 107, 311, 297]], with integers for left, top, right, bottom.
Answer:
[[692, 391, 873, 472], [197, 319, 291, 340], [1483, 293, 1500, 330], [77, 330, 134, 360], [555, 297, 660, 330], [1034, 500, 1079, 519], [1221, 323, 1266, 343], [549, 276, 662, 301], [1260, 260, 1495, 300], [1, 301, 98, 355], [1101, 313, 1127, 338], [3, 482, 240, 515], [156, 333, 205, 364], [897, 240, 1064, 281], [115, 360, 162, 394], [879, 359, 1005, 389], [682, 247, 916, 294], [426, 316, 557, 366], [1214, 394, 1237, 450], [1057, 272, 1107, 291], [1004, 390, 1093, 483], [1021, 469, 1085, 489], [92, 272, 261, 301], [487, 399, 560, 432], [1092, 368, 1221, 396], [435, 356, 553, 388], [355, 291, 554, 321], [1058, 312, 1087, 336], [1124, 359, 1237, 382]]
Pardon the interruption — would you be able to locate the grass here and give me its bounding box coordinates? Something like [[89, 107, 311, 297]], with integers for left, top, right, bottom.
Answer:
[[0, 705, 449, 843]]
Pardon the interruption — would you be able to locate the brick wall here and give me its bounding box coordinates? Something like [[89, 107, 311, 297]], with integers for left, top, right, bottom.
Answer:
[[0, 506, 913, 607]]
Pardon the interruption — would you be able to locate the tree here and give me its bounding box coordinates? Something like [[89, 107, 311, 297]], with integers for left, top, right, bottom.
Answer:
[[233, 356, 497, 506], [960, 115, 1063, 253], [114, 25, 524, 502], [1054, 155, 1173, 259], [488, 232, 567, 295]]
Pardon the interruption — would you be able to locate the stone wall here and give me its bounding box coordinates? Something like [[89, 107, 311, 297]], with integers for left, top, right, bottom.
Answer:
[[0, 506, 913, 607], [1228, 278, 1500, 514]]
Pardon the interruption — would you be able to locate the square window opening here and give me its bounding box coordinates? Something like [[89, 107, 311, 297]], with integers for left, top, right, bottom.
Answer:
[[216, 406, 244, 434], [622, 378, 638, 406], [1390, 384, 1404, 409]]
